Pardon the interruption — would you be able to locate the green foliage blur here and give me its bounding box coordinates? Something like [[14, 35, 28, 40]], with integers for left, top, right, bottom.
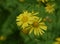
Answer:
[[0, 0, 60, 44]]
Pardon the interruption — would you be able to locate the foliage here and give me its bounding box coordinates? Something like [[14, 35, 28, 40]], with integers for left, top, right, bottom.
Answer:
[[0, 0, 60, 44]]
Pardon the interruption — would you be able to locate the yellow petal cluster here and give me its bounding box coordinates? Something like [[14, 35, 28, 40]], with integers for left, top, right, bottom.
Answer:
[[16, 11, 34, 29], [45, 3, 55, 13], [53, 37, 60, 44], [29, 17, 47, 36], [16, 11, 47, 36]]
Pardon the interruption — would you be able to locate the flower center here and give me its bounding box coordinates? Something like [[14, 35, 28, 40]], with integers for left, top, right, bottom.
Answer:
[[33, 21, 39, 27], [22, 16, 28, 22], [47, 6, 52, 10], [58, 42, 60, 44]]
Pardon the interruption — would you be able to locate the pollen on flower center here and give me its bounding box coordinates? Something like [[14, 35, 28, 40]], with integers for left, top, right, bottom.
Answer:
[[22, 16, 28, 22], [33, 21, 39, 27]]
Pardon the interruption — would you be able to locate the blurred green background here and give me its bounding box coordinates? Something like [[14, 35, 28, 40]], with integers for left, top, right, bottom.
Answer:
[[0, 0, 60, 44]]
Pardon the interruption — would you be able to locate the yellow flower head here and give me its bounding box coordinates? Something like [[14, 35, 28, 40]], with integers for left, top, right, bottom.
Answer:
[[37, 0, 48, 3], [28, 17, 47, 36], [19, 0, 24, 2], [16, 11, 39, 29], [53, 37, 60, 44], [0, 36, 6, 40], [56, 37, 60, 42], [45, 3, 55, 13], [53, 42, 60, 44]]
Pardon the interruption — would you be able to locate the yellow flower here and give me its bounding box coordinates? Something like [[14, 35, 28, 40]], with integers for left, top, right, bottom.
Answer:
[[45, 3, 55, 13], [0, 36, 6, 40], [53, 37, 60, 44], [37, 0, 48, 3], [16, 11, 39, 29], [56, 37, 60, 41], [19, 0, 24, 2], [53, 42, 60, 44], [28, 17, 47, 36]]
